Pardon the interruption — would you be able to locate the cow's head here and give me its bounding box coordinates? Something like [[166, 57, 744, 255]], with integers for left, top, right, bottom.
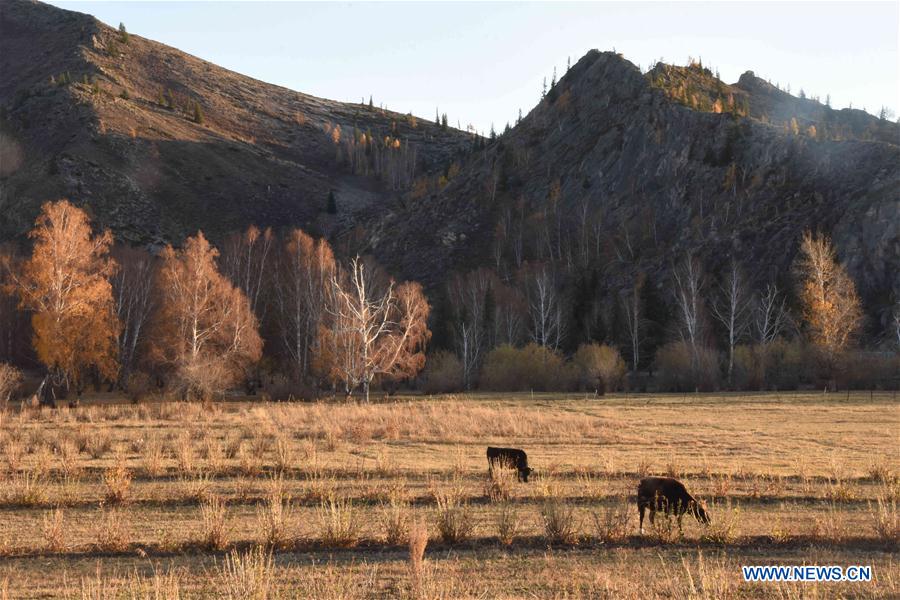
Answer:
[[521, 467, 534, 482], [693, 500, 710, 525]]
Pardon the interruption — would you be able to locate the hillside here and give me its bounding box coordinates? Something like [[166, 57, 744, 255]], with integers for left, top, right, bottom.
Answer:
[[370, 51, 899, 337], [0, 0, 472, 244], [1, 1, 898, 342]]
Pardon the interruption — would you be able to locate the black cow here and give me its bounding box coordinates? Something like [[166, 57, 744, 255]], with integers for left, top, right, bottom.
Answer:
[[487, 447, 533, 482], [637, 476, 710, 534]]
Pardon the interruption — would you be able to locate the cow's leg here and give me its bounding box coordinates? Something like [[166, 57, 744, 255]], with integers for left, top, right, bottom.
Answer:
[[648, 508, 655, 526], [639, 504, 645, 534]]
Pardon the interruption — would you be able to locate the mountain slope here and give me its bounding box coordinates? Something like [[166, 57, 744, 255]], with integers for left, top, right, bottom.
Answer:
[[2, 2, 898, 339], [0, 0, 471, 243], [369, 51, 899, 333]]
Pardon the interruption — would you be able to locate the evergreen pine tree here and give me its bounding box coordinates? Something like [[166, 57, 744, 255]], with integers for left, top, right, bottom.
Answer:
[[541, 77, 547, 99], [118, 22, 129, 43], [368, 95, 373, 108], [551, 66, 557, 88], [517, 108, 522, 124], [193, 101, 204, 124], [327, 190, 337, 214]]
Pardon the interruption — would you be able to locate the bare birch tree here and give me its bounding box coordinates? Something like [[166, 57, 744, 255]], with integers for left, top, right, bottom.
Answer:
[[524, 264, 564, 351], [111, 245, 155, 388], [753, 284, 789, 345], [317, 257, 430, 401], [672, 255, 705, 367], [273, 229, 335, 380], [620, 272, 645, 372], [711, 260, 751, 383]]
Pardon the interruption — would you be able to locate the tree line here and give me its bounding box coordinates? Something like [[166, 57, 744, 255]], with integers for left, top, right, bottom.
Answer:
[[0, 200, 896, 405], [0, 201, 430, 403]]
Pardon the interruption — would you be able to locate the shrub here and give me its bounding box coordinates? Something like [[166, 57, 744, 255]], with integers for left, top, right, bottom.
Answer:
[[201, 496, 229, 551], [42, 507, 66, 552], [0, 363, 23, 404], [95, 506, 130, 552], [257, 490, 292, 549], [103, 454, 132, 505], [495, 503, 520, 546], [592, 505, 631, 543], [479, 343, 569, 391], [571, 343, 627, 393], [433, 486, 474, 544], [218, 547, 275, 600], [541, 500, 579, 544], [422, 351, 464, 393], [655, 341, 721, 392], [734, 339, 816, 390], [408, 519, 428, 596], [317, 497, 360, 548]]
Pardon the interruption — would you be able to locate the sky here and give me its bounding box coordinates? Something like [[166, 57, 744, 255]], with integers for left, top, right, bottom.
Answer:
[[47, 1, 899, 133]]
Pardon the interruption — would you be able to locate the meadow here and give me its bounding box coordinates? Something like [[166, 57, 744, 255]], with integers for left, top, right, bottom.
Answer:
[[0, 391, 896, 599]]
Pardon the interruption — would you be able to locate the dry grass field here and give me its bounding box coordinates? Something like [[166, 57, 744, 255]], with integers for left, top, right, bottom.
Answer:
[[0, 391, 896, 598]]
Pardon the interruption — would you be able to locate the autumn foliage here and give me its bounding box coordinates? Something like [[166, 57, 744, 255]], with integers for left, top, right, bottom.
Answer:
[[12, 200, 119, 390], [315, 257, 431, 400], [795, 231, 863, 359], [150, 232, 262, 399]]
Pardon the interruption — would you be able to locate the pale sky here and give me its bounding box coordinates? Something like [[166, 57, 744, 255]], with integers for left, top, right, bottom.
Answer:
[[48, 1, 900, 133]]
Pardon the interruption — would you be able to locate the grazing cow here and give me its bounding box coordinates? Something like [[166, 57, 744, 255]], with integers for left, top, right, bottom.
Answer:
[[487, 447, 533, 482], [637, 476, 710, 534]]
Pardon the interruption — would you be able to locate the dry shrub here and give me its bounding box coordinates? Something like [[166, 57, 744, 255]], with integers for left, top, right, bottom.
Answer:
[[201, 496, 229, 551], [422, 350, 464, 393], [571, 343, 627, 392], [408, 519, 428, 597], [306, 470, 337, 503], [95, 506, 129, 552], [257, 489, 293, 549], [655, 341, 721, 392], [592, 504, 631, 543], [218, 546, 275, 600], [868, 462, 896, 484], [123, 567, 182, 600], [871, 492, 900, 542], [380, 495, 409, 545], [3, 438, 23, 472], [273, 436, 293, 474], [433, 483, 474, 544], [103, 454, 132, 505], [484, 462, 517, 502], [42, 507, 65, 553], [479, 343, 571, 391], [174, 432, 195, 474], [144, 436, 165, 477], [317, 497, 360, 548], [0, 363, 23, 404], [701, 500, 740, 544], [10, 471, 49, 506], [810, 502, 848, 542], [183, 472, 213, 505], [648, 509, 680, 544], [495, 503, 520, 546], [57, 438, 81, 477], [541, 499, 579, 545], [86, 431, 113, 460]]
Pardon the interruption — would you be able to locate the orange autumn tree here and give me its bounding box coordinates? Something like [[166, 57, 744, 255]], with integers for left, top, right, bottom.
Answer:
[[13, 200, 119, 392], [151, 231, 262, 400], [795, 231, 863, 362], [316, 257, 430, 401]]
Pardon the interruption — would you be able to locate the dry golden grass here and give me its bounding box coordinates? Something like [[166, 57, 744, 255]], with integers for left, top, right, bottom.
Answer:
[[0, 391, 896, 598]]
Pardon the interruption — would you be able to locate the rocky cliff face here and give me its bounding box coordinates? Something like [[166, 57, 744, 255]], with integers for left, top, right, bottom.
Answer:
[[369, 51, 899, 335]]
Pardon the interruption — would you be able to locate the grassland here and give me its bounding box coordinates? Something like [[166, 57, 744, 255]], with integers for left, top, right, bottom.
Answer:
[[0, 391, 896, 598]]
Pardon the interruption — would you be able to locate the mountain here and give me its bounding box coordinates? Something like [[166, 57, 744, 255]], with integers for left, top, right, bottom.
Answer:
[[368, 52, 899, 337], [2, 0, 898, 340], [0, 0, 471, 244]]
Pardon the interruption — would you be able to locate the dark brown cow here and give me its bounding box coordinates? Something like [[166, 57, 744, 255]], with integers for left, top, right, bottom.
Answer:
[[487, 447, 533, 482], [637, 476, 710, 534]]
